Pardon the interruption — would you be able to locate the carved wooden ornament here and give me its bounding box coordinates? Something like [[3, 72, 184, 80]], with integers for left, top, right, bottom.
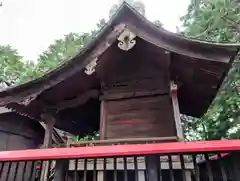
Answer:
[[84, 57, 98, 75], [170, 81, 178, 94], [117, 28, 136, 51], [19, 95, 36, 106]]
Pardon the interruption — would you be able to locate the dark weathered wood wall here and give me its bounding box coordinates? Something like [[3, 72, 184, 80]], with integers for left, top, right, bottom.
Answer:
[[0, 112, 44, 151], [0, 112, 44, 181], [100, 50, 176, 139], [104, 96, 176, 139]]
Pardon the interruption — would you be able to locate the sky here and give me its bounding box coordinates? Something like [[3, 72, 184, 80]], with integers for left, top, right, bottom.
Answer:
[[0, 0, 190, 61]]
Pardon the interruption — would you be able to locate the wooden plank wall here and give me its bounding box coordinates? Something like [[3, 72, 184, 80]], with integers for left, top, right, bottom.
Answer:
[[105, 96, 176, 139], [0, 112, 44, 151], [101, 52, 176, 139], [0, 113, 43, 181]]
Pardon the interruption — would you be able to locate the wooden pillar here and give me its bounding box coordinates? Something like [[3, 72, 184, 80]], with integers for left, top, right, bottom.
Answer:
[[231, 153, 240, 181], [138, 170, 146, 181], [54, 160, 68, 181], [40, 113, 55, 181], [97, 171, 104, 181], [100, 100, 107, 140], [185, 170, 192, 181], [170, 81, 184, 139], [41, 113, 55, 148], [146, 155, 160, 181]]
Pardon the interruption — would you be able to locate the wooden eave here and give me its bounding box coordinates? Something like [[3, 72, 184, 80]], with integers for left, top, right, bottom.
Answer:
[[0, 2, 238, 125]]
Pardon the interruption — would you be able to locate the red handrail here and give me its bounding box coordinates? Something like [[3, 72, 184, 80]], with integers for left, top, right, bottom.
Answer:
[[0, 140, 239, 161]]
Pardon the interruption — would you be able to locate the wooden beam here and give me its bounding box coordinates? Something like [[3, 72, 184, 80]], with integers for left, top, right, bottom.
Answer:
[[231, 153, 240, 181], [185, 170, 192, 181], [170, 81, 184, 139], [40, 113, 55, 181], [0, 140, 240, 161], [97, 171, 104, 181], [100, 89, 168, 100], [39, 122, 65, 145], [99, 100, 107, 139], [50, 89, 99, 112], [69, 136, 180, 147], [146, 155, 160, 181], [41, 113, 55, 148], [138, 171, 146, 181], [54, 159, 68, 181]]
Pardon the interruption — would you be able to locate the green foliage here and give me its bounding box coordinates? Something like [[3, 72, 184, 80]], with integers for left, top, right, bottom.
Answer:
[[182, 0, 240, 42], [181, 115, 204, 141], [181, 0, 240, 140], [23, 33, 90, 81], [79, 132, 100, 141], [72, 132, 99, 141], [17, 20, 106, 84], [0, 45, 26, 86]]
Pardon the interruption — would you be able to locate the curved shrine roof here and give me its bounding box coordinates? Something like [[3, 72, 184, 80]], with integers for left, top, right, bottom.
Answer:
[[0, 3, 238, 134]]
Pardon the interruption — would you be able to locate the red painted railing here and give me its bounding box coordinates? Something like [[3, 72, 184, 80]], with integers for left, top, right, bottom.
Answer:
[[0, 140, 239, 181], [0, 140, 239, 161]]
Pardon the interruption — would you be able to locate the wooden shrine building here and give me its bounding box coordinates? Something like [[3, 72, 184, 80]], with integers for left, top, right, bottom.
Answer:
[[0, 3, 238, 141], [0, 2, 239, 181]]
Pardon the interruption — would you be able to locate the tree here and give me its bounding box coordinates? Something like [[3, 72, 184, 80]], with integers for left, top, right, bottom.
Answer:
[[181, 0, 240, 140], [31, 20, 106, 79], [182, 0, 240, 42], [19, 19, 107, 84], [0, 45, 27, 86], [36, 33, 91, 73]]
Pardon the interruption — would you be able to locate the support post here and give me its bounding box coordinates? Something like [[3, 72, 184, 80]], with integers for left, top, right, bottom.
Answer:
[[41, 113, 55, 148], [185, 170, 192, 181], [170, 81, 184, 139], [138, 170, 146, 181], [97, 171, 104, 181], [40, 113, 55, 181], [231, 153, 240, 181], [100, 100, 107, 140], [54, 160, 68, 181], [146, 155, 160, 181]]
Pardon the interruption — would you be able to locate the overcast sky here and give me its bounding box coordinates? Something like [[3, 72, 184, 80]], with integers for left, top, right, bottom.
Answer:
[[0, 0, 190, 61]]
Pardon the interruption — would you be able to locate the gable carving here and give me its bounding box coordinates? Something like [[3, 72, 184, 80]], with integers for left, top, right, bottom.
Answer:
[[117, 28, 136, 51]]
